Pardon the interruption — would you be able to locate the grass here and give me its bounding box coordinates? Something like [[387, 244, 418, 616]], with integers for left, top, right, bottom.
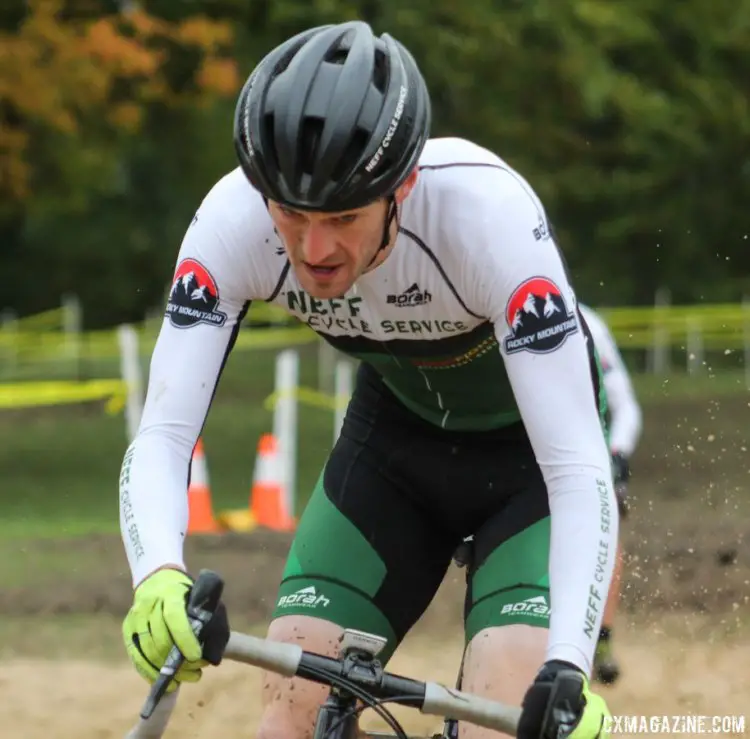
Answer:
[[0, 343, 332, 539], [631, 368, 749, 402], [0, 339, 747, 540]]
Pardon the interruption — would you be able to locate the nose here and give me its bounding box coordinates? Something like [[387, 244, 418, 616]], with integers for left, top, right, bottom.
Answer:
[[301, 222, 337, 264]]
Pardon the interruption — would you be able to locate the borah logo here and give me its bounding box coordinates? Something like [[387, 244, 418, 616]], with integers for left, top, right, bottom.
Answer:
[[502, 276, 577, 354], [166, 258, 228, 329], [277, 585, 330, 609], [386, 283, 432, 307], [500, 595, 550, 618]]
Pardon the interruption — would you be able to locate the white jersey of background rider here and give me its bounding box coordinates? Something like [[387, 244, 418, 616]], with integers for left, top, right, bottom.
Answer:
[[119, 137, 618, 675], [579, 304, 643, 457]]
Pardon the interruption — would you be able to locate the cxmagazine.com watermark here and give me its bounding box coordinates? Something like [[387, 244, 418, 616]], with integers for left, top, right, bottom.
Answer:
[[605, 715, 746, 735]]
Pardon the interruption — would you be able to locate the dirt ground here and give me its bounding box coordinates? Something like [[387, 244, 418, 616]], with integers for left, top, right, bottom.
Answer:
[[5, 610, 749, 738], [2, 393, 749, 736]]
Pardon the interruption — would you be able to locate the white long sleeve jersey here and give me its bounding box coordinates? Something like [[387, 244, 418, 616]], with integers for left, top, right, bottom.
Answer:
[[120, 136, 618, 675], [578, 304, 643, 457]]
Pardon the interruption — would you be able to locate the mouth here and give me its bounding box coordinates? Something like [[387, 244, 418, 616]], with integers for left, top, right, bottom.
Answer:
[[303, 262, 343, 282]]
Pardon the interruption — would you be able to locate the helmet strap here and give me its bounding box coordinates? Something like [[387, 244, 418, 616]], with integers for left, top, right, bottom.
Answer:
[[366, 195, 398, 268]]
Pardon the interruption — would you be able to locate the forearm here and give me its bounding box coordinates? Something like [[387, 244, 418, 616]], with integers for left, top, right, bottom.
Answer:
[[120, 432, 192, 587], [545, 472, 619, 675]]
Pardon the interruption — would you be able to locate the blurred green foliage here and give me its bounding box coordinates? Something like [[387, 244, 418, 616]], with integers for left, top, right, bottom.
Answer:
[[2, 0, 749, 327]]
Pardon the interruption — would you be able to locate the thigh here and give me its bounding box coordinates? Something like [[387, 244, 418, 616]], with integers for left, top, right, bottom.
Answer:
[[459, 475, 551, 739], [272, 417, 461, 664], [464, 469, 551, 641]]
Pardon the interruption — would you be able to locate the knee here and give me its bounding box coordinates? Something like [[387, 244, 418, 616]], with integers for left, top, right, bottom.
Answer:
[[459, 626, 547, 739], [463, 625, 547, 698], [257, 616, 344, 739], [257, 666, 328, 739]]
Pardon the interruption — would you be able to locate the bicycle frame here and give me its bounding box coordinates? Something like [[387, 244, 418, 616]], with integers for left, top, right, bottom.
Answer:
[[126, 628, 521, 739]]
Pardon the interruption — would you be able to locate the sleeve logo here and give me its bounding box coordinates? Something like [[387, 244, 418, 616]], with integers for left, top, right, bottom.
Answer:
[[503, 276, 578, 354], [166, 258, 228, 329]]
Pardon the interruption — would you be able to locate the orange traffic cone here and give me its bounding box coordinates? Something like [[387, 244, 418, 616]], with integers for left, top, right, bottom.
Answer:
[[187, 437, 222, 534], [250, 433, 296, 532]]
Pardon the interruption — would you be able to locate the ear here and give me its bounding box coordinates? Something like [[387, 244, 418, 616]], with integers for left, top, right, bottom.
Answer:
[[393, 167, 419, 205]]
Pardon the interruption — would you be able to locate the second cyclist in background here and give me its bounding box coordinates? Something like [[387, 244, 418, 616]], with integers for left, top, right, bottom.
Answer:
[[579, 303, 643, 685]]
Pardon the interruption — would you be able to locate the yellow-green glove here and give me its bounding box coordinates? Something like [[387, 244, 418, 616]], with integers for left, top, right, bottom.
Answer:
[[518, 660, 611, 738], [122, 569, 225, 691]]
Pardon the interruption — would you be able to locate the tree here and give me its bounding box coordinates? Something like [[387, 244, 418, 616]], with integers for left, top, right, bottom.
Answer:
[[3, 0, 749, 325], [0, 0, 240, 324], [0, 0, 238, 213]]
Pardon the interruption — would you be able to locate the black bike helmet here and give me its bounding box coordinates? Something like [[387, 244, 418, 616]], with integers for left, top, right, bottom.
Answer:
[[233, 21, 431, 212]]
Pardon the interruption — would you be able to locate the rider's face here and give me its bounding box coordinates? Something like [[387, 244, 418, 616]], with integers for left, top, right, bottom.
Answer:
[[268, 170, 418, 299]]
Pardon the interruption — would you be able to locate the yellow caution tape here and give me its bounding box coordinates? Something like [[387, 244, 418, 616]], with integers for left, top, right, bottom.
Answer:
[[263, 386, 350, 413], [0, 379, 127, 411], [10, 307, 66, 331], [0, 302, 747, 372], [0, 324, 316, 361]]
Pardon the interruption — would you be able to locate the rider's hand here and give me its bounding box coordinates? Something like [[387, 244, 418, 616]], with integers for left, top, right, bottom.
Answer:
[[122, 568, 230, 691], [518, 660, 611, 738]]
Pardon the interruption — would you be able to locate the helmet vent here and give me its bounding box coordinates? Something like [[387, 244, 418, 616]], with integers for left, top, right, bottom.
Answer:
[[331, 127, 370, 183], [300, 117, 324, 175], [372, 49, 388, 93], [262, 113, 279, 173], [324, 47, 349, 66]]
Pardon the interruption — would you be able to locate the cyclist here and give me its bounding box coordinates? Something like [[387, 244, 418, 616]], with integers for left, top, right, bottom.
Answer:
[[578, 303, 643, 685], [120, 21, 617, 739]]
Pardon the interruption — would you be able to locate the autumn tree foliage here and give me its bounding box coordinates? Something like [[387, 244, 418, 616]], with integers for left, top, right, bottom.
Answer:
[[0, 0, 239, 208]]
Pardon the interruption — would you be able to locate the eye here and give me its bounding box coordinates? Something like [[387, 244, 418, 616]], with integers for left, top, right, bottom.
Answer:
[[334, 214, 358, 225]]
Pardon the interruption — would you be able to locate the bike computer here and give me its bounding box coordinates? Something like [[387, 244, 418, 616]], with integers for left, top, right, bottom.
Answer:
[[339, 628, 388, 657]]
